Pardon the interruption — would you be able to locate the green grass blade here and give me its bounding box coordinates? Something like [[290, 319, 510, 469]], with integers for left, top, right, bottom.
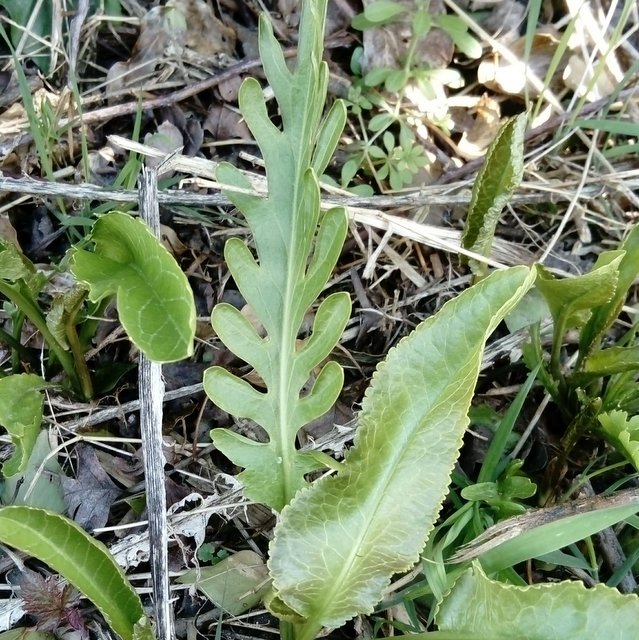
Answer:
[[451, 489, 639, 573], [477, 364, 540, 483]]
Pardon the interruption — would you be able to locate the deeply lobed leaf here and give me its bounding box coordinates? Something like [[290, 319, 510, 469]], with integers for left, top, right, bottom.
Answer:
[[205, 0, 350, 511], [268, 266, 535, 632]]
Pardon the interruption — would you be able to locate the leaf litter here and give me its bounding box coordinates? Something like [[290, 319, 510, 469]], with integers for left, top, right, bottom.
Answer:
[[0, 0, 638, 637]]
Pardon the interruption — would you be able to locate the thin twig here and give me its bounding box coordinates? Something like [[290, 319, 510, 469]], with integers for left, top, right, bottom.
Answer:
[[137, 168, 173, 640]]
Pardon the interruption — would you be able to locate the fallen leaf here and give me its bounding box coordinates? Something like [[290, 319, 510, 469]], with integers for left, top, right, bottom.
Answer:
[[143, 120, 184, 177], [456, 94, 503, 160], [563, 54, 618, 101], [178, 0, 236, 58], [479, 0, 526, 44], [478, 31, 563, 97], [106, 0, 235, 101], [177, 550, 270, 616], [62, 444, 122, 531], [204, 105, 251, 141]]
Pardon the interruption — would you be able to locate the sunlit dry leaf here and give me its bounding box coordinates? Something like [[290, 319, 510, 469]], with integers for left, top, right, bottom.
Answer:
[[563, 54, 618, 101], [160, 224, 188, 256], [478, 32, 563, 97], [456, 94, 503, 160]]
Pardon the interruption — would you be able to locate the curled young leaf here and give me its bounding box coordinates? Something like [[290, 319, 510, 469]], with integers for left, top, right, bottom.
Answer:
[[461, 112, 527, 276], [70, 212, 196, 363]]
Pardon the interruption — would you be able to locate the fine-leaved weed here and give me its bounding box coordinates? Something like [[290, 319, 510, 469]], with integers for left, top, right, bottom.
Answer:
[[334, 0, 481, 192]]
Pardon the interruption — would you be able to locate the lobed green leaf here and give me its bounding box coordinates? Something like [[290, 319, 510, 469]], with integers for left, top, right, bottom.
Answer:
[[313, 102, 348, 176], [206, 0, 349, 512]]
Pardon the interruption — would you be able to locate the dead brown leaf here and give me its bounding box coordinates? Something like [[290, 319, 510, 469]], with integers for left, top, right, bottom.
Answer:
[[61, 444, 122, 531], [204, 105, 251, 141], [143, 120, 184, 176], [360, 0, 453, 74], [106, 0, 236, 101], [456, 94, 503, 160]]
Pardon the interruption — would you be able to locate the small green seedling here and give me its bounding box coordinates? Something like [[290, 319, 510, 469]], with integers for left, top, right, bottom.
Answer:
[[0, 238, 90, 398]]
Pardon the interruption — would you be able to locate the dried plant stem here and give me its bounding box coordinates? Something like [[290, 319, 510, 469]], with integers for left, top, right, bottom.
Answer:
[[137, 167, 172, 640]]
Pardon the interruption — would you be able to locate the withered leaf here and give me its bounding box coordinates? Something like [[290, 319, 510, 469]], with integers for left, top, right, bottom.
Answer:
[[61, 444, 121, 531], [19, 569, 86, 636]]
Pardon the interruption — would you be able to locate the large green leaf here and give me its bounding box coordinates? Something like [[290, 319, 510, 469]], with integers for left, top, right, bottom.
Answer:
[[0, 506, 151, 640], [461, 113, 526, 276], [268, 266, 535, 635], [435, 562, 639, 639], [0, 374, 46, 477], [205, 0, 349, 512], [70, 212, 196, 363]]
